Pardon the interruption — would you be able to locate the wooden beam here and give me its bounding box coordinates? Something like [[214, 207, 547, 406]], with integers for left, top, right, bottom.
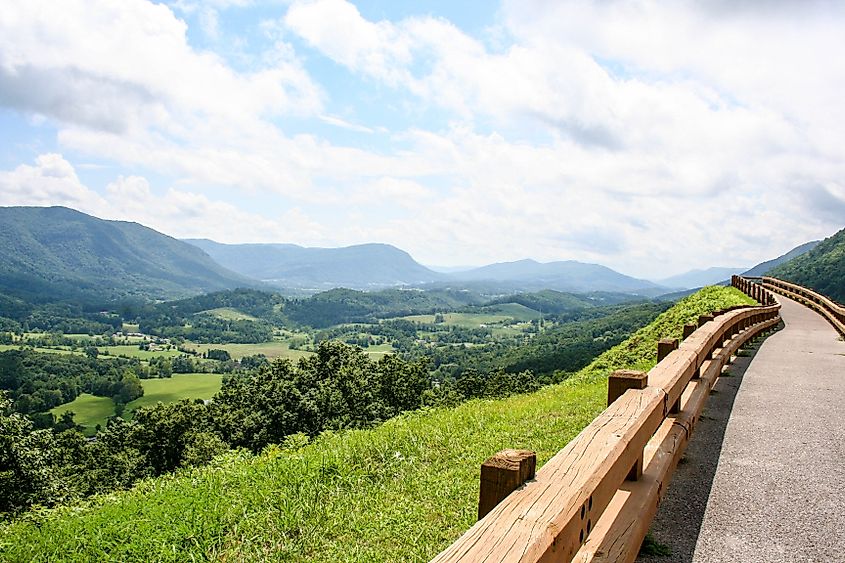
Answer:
[[430, 388, 666, 563]]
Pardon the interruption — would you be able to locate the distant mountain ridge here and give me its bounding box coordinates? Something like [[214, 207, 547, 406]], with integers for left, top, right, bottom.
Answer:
[[448, 258, 665, 295], [185, 239, 445, 291], [742, 240, 820, 277], [767, 228, 845, 302], [0, 206, 254, 303], [656, 266, 748, 290]]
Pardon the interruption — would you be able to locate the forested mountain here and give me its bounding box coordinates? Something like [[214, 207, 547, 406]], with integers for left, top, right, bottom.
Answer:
[[185, 239, 444, 290], [656, 266, 747, 289], [742, 240, 820, 277], [0, 207, 254, 303], [767, 227, 845, 302], [448, 259, 664, 295]]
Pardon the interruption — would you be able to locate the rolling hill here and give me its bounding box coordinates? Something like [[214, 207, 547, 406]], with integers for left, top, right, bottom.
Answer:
[[185, 239, 445, 291], [0, 206, 254, 303], [767, 227, 845, 302]]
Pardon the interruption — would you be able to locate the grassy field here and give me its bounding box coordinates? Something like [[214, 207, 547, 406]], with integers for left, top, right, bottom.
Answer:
[[50, 394, 115, 433], [3, 287, 756, 562], [186, 340, 313, 361], [50, 374, 226, 434], [126, 373, 223, 413], [0, 344, 84, 356], [199, 307, 260, 321], [400, 312, 513, 327], [364, 343, 397, 358], [98, 344, 182, 360], [483, 302, 543, 321]]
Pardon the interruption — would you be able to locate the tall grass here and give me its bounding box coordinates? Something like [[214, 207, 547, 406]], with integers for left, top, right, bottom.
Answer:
[[0, 287, 754, 562]]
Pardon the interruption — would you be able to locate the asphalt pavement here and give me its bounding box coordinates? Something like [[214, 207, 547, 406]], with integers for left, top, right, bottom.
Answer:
[[637, 296, 845, 563]]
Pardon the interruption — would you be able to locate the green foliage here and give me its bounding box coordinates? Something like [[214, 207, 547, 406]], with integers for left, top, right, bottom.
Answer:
[[0, 350, 145, 415], [0, 286, 752, 560], [768, 226, 845, 302], [285, 287, 483, 328]]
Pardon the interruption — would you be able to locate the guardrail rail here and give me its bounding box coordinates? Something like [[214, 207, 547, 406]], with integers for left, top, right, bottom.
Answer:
[[759, 276, 845, 337], [431, 278, 780, 563]]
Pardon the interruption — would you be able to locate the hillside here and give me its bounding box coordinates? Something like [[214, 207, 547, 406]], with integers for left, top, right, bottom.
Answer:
[[0, 207, 254, 303], [186, 239, 444, 291], [742, 240, 820, 277], [0, 286, 755, 562], [449, 259, 664, 295], [767, 227, 845, 302], [656, 266, 747, 289]]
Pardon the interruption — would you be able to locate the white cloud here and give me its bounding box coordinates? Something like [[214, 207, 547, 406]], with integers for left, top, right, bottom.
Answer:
[[0, 154, 326, 245], [1, 1, 843, 279]]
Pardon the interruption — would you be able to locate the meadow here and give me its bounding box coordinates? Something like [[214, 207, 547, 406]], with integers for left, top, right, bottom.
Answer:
[[5, 287, 756, 562], [50, 373, 225, 433]]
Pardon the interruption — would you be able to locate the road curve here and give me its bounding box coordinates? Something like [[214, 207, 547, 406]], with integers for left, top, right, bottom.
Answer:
[[638, 295, 845, 563]]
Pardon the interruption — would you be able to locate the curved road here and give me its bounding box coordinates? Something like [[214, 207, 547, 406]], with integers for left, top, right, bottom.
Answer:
[[639, 296, 845, 563]]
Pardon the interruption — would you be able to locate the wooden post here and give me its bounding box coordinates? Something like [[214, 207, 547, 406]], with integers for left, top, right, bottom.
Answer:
[[658, 338, 680, 412], [682, 323, 696, 340], [657, 338, 678, 363], [478, 449, 536, 520], [607, 370, 648, 481], [698, 314, 714, 328]]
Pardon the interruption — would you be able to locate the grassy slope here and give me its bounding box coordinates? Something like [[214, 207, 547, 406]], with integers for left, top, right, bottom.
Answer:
[[2, 287, 754, 562]]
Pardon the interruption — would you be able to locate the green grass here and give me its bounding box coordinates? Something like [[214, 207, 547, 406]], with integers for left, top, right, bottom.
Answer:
[[400, 312, 513, 327], [186, 340, 313, 361], [3, 287, 755, 562], [98, 344, 182, 360], [199, 307, 260, 321], [50, 375, 225, 435], [0, 345, 84, 356], [483, 303, 543, 321], [50, 394, 115, 434], [364, 343, 397, 358], [126, 373, 224, 414]]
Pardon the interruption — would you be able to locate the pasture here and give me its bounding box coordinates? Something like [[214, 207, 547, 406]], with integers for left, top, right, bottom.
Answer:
[[199, 307, 259, 321], [186, 340, 313, 361], [50, 374, 226, 434]]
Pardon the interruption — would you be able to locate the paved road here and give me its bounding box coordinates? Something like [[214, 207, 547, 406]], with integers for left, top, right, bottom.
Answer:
[[638, 296, 845, 563]]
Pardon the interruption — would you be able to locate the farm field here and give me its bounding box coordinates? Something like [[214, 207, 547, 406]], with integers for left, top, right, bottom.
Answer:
[[186, 340, 313, 361], [126, 373, 223, 412], [364, 343, 397, 358], [50, 394, 115, 434], [0, 344, 84, 356], [399, 312, 513, 327], [199, 307, 259, 321], [50, 374, 225, 434], [98, 344, 181, 360]]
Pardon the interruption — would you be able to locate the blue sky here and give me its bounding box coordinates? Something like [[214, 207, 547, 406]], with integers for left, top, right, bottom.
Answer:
[[1, 0, 844, 278]]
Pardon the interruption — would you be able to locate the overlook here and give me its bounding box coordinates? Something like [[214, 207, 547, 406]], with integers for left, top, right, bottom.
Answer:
[[1, 1, 844, 562]]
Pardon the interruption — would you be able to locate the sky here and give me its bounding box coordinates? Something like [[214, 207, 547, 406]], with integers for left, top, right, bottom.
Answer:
[[1, 0, 843, 279]]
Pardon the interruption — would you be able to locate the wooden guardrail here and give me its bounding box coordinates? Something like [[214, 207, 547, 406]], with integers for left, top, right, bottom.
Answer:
[[431, 279, 780, 563], [761, 277, 845, 337]]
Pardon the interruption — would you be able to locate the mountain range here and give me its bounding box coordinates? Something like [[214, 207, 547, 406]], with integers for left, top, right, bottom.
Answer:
[[0, 205, 836, 305], [185, 239, 444, 290], [0, 206, 252, 303], [656, 266, 749, 290]]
